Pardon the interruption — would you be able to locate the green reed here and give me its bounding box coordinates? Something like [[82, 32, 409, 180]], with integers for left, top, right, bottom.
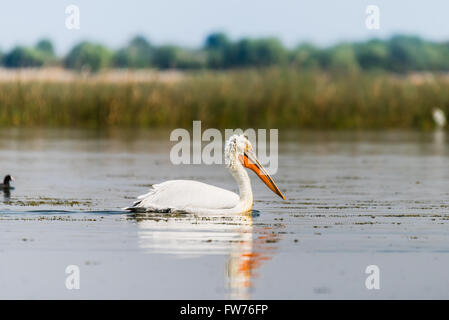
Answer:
[[0, 68, 447, 130]]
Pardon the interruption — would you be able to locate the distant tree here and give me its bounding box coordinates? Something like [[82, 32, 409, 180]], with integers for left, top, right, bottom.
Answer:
[[2, 33, 449, 72], [35, 39, 55, 56], [326, 44, 359, 72], [112, 48, 130, 68], [291, 43, 321, 69], [175, 50, 207, 69], [34, 39, 58, 66], [291, 36, 449, 73], [129, 36, 151, 50], [253, 38, 288, 66], [3, 46, 46, 68], [230, 39, 256, 66], [65, 41, 112, 72], [152, 45, 179, 69], [354, 39, 389, 70], [225, 38, 287, 67], [425, 41, 449, 70], [151, 45, 206, 70], [112, 35, 153, 68], [387, 35, 424, 72], [384, 35, 449, 72], [205, 32, 230, 50], [205, 32, 231, 68]]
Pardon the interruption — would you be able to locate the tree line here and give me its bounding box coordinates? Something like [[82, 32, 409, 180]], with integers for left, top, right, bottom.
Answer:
[[1, 33, 449, 73]]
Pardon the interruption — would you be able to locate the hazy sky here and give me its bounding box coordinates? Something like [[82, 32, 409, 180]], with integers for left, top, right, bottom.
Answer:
[[0, 0, 448, 54]]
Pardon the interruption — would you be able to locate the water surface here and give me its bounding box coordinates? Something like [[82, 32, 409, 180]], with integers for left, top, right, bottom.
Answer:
[[1, 129, 449, 299]]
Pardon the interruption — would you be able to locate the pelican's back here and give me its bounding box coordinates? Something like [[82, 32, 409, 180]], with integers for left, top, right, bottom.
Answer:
[[127, 180, 239, 213]]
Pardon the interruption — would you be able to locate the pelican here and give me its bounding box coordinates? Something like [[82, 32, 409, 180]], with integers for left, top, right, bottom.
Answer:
[[125, 134, 285, 215], [433, 108, 446, 128]]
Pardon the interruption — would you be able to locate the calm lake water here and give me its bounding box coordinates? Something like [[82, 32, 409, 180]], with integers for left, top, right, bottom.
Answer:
[[1, 128, 449, 299]]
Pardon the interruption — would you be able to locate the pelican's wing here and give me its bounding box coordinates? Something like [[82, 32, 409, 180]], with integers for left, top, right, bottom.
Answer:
[[125, 180, 239, 212]]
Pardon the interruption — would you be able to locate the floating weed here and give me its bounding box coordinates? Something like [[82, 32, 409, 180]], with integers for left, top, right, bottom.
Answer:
[[4, 197, 93, 207], [0, 216, 98, 222]]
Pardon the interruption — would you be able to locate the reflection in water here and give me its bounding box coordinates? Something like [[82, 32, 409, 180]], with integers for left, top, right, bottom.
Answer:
[[2, 188, 11, 202], [128, 212, 282, 299], [433, 129, 445, 154]]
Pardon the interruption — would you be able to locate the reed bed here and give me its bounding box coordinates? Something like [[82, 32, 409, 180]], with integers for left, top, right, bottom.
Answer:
[[0, 68, 448, 129]]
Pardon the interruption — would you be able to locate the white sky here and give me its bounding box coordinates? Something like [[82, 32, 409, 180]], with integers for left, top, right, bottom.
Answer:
[[0, 0, 448, 54]]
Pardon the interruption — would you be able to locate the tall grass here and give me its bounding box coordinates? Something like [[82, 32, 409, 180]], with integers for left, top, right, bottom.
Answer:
[[0, 68, 448, 129]]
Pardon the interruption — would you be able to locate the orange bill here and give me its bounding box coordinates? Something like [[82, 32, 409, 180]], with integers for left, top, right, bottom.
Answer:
[[239, 150, 285, 200]]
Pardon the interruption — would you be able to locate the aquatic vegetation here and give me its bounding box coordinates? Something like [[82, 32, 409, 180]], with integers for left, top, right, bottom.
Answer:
[[0, 216, 98, 222], [0, 68, 448, 129], [4, 197, 92, 207]]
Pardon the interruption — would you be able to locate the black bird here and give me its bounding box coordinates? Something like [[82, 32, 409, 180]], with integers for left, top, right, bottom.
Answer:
[[1, 175, 15, 190]]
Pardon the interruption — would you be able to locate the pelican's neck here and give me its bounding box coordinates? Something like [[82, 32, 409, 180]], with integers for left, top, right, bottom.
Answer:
[[230, 162, 253, 210]]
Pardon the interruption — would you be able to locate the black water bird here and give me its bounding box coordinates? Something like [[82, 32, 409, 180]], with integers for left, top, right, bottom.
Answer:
[[1, 175, 15, 190]]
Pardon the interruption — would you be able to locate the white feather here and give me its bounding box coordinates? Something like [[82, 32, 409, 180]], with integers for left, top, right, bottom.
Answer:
[[132, 180, 239, 212]]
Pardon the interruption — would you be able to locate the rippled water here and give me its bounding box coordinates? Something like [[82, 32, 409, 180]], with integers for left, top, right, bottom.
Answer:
[[1, 129, 449, 299]]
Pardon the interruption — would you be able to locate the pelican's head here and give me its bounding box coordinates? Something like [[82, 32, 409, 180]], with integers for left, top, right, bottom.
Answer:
[[225, 134, 285, 200]]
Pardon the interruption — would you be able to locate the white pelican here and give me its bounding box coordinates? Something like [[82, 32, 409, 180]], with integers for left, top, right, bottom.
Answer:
[[125, 134, 285, 215], [433, 108, 446, 128]]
